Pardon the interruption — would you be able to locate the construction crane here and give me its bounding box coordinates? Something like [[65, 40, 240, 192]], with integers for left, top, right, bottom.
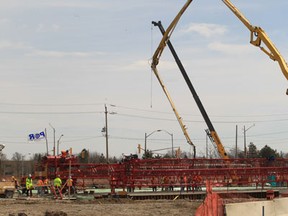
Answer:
[[151, 0, 196, 158], [222, 0, 288, 94], [152, 21, 229, 159]]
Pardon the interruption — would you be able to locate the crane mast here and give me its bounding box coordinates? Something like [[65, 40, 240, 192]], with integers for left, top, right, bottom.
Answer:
[[151, 0, 196, 158], [222, 0, 288, 94], [152, 21, 229, 159]]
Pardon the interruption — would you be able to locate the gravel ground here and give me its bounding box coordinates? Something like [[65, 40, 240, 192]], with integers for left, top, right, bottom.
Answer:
[[0, 198, 201, 216]]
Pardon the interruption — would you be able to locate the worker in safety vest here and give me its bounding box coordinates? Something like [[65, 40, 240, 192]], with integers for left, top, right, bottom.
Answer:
[[65, 176, 74, 194], [54, 175, 62, 189], [43, 177, 49, 194], [36, 177, 44, 196], [43, 177, 49, 185], [66, 176, 73, 186], [26, 174, 33, 197]]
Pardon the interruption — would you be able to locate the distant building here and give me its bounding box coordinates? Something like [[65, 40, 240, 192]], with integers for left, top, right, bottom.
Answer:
[[0, 160, 33, 178]]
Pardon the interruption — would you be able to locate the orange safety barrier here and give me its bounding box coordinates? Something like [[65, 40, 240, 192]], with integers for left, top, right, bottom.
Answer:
[[195, 181, 224, 216]]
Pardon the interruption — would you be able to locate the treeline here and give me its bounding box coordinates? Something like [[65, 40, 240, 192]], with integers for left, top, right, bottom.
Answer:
[[1, 143, 286, 163]]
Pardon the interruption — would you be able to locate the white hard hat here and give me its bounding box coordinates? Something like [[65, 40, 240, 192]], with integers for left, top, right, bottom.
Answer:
[[28, 174, 32, 177]]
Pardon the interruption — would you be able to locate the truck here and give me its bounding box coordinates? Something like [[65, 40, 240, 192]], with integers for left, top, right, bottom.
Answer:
[[0, 144, 15, 198], [0, 180, 15, 198]]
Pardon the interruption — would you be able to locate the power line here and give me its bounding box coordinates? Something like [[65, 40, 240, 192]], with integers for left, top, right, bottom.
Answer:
[[1, 102, 288, 118], [0, 103, 105, 106], [0, 111, 102, 114]]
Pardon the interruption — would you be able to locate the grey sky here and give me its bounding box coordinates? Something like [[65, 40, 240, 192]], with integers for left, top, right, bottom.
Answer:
[[0, 0, 287, 159]]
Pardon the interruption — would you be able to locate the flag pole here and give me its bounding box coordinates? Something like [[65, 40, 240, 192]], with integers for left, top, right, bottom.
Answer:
[[45, 128, 49, 155]]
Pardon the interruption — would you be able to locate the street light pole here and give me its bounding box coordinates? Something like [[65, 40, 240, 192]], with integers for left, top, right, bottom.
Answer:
[[144, 129, 174, 157], [57, 134, 64, 155], [21, 155, 24, 177], [243, 124, 255, 157], [171, 133, 174, 157], [158, 130, 174, 158], [21, 153, 31, 177], [144, 132, 147, 154], [144, 130, 161, 155], [49, 123, 56, 156]]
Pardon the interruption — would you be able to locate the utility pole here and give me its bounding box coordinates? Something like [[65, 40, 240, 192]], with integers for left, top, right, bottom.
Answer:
[[102, 104, 117, 164], [105, 104, 109, 164], [243, 125, 247, 157]]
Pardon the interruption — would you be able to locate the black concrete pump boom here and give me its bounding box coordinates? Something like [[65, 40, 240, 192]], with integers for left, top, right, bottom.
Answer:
[[152, 21, 229, 159]]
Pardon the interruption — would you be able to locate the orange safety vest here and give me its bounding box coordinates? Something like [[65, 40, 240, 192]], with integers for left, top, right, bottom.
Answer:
[[44, 179, 49, 185], [37, 179, 44, 186], [66, 178, 73, 187]]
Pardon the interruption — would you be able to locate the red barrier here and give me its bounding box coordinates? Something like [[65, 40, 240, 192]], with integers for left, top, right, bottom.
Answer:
[[195, 181, 224, 216]]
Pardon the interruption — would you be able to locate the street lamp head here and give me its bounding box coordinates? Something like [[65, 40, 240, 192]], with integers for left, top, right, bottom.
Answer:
[[158, 129, 173, 136]]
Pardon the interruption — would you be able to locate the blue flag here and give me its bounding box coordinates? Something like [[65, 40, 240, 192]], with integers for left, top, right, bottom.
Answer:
[[28, 131, 46, 141]]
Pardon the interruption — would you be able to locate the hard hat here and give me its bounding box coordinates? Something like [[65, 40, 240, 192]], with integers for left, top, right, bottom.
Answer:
[[28, 174, 32, 177]]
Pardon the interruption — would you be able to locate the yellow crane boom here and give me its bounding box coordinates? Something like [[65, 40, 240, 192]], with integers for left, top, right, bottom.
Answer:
[[151, 0, 196, 158], [222, 0, 288, 93]]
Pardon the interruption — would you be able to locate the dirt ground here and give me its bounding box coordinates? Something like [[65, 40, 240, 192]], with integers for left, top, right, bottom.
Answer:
[[0, 198, 201, 216]]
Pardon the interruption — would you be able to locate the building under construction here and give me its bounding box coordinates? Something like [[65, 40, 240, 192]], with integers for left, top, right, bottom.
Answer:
[[33, 0, 288, 215]]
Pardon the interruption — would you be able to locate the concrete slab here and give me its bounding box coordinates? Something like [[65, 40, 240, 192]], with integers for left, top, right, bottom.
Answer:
[[225, 198, 288, 216]]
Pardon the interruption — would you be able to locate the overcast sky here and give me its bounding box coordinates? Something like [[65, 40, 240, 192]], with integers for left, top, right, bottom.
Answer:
[[0, 0, 288, 159]]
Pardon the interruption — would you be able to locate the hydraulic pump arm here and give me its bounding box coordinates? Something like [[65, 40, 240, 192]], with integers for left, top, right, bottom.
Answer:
[[151, 0, 196, 158], [151, 0, 193, 69], [153, 21, 229, 159], [222, 0, 288, 93]]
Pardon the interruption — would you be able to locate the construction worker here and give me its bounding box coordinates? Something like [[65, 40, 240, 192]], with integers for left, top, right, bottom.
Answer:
[[53, 175, 62, 198], [11, 176, 19, 190], [25, 174, 33, 197], [36, 177, 44, 196], [43, 177, 49, 185], [11, 176, 20, 195], [151, 176, 157, 192], [54, 175, 62, 189], [20, 177, 27, 195], [169, 177, 174, 191], [43, 177, 49, 194], [66, 176, 74, 195]]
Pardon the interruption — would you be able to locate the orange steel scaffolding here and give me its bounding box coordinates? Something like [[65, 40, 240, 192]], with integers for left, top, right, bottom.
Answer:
[[35, 156, 288, 193]]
